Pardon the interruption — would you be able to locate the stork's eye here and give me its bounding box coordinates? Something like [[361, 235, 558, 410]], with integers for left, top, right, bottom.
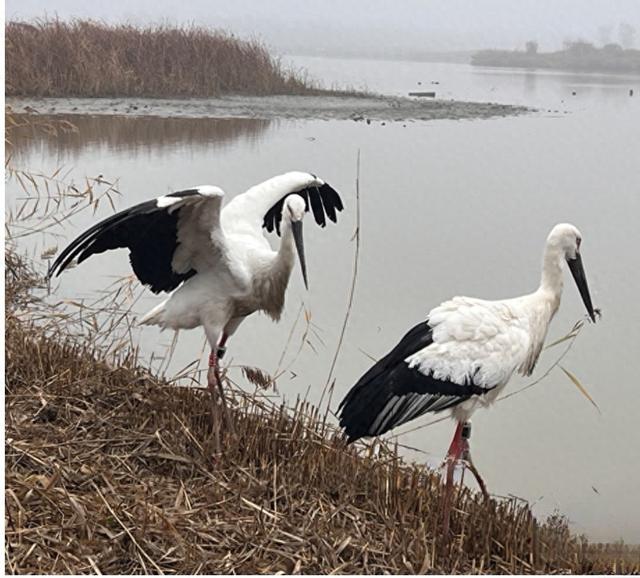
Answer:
[[576, 237, 582, 250]]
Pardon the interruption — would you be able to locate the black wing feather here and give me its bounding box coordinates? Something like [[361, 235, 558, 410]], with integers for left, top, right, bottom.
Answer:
[[322, 189, 338, 223], [47, 190, 202, 294], [262, 182, 343, 236], [308, 187, 326, 228], [338, 321, 494, 444]]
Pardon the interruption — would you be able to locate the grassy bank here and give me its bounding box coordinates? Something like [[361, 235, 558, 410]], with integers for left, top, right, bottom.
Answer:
[[6, 19, 329, 98], [6, 252, 640, 574]]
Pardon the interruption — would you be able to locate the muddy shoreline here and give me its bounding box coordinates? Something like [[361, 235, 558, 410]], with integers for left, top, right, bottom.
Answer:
[[7, 94, 531, 122]]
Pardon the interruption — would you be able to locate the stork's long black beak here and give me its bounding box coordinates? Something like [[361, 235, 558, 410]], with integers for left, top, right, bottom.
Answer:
[[567, 253, 596, 323], [291, 220, 309, 290]]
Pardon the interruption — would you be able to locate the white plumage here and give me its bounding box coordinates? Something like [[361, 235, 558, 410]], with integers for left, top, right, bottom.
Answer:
[[48, 171, 343, 406], [408, 294, 543, 422], [339, 223, 597, 448]]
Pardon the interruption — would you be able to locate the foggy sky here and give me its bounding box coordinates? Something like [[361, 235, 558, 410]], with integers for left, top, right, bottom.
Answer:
[[6, 0, 640, 57]]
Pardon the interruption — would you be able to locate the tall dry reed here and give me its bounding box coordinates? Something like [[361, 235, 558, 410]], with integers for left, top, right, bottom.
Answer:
[[6, 19, 322, 98]]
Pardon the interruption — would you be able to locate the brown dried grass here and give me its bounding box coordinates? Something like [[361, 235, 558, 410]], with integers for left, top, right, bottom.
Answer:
[[6, 19, 329, 98], [6, 255, 639, 574]]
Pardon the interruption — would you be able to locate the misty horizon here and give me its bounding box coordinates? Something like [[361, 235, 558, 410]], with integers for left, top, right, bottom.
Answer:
[[6, 0, 640, 61]]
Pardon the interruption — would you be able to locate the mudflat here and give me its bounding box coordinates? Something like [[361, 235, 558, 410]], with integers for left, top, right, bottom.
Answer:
[[7, 94, 530, 122]]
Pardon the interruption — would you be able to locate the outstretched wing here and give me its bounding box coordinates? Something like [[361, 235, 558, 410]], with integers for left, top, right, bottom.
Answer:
[[338, 321, 494, 443], [221, 171, 343, 236], [47, 186, 226, 294]]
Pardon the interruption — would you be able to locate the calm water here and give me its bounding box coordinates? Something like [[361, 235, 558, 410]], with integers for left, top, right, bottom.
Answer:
[[7, 58, 640, 542]]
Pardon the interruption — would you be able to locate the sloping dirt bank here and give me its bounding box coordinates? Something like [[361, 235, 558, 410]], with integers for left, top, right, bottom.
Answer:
[[6, 250, 635, 574]]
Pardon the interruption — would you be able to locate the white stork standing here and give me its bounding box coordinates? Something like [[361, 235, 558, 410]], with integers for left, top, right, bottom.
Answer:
[[338, 223, 597, 520], [48, 171, 343, 442]]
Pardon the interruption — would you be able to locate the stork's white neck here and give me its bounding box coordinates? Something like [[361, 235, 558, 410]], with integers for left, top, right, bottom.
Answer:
[[248, 217, 296, 322], [539, 240, 564, 298], [278, 218, 296, 260], [266, 217, 295, 287]]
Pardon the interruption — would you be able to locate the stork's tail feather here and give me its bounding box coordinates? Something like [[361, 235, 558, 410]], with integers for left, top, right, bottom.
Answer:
[[338, 321, 434, 444], [338, 387, 380, 444]]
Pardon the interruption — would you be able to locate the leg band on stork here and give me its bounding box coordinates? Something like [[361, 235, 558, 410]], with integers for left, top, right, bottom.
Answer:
[[443, 420, 486, 493], [441, 420, 488, 536]]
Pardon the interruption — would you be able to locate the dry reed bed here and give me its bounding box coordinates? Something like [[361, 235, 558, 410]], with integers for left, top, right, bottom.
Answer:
[[6, 254, 639, 574], [6, 19, 330, 98]]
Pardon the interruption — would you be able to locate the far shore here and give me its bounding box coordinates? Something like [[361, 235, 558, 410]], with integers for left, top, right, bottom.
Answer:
[[7, 94, 531, 123]]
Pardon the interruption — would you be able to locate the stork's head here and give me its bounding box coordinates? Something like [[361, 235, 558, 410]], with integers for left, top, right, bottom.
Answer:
[[548, 223, 597, 323], [284, 194, 309, 289]]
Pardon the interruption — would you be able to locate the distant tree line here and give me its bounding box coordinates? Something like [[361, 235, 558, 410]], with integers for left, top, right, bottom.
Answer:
[[472, 38, 640, 74]]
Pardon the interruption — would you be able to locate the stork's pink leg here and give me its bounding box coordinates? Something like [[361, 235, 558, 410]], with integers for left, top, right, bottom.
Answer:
[[205, 332, 233, 454], [442, 421, 465, 536], [216, 356, 235, 434], [446, 422, 464, 467], [460, 429, 489, 500], [206, 349, 223, 455]]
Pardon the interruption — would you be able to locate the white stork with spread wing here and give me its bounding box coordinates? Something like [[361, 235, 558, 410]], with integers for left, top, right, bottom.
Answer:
[[48, 171, 344, 432]]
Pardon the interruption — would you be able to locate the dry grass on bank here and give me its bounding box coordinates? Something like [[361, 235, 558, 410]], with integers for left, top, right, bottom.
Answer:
[[5, 253, 640, 574], [6, 19, 333, 98]]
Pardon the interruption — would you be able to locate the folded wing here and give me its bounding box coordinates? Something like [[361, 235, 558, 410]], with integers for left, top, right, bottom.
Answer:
[[338, 321, 495, 443]]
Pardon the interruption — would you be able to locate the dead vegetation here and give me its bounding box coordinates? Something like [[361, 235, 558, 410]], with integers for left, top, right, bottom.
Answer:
[[6, 254, 640, 574], [6, 19, 335, 98]]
